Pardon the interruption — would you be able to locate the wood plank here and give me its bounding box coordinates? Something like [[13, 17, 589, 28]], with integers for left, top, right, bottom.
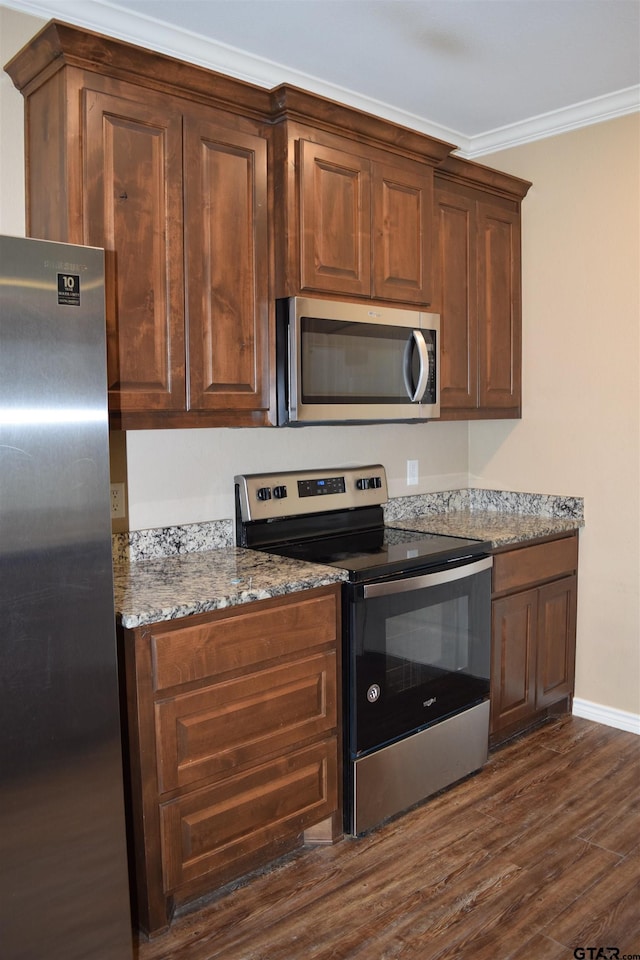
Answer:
[[543, 845, 640, 954], [135, 717, 640, 960]]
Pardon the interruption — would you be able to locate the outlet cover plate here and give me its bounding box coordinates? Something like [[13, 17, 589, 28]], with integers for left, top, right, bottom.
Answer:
[[407, 460, 419, 486]]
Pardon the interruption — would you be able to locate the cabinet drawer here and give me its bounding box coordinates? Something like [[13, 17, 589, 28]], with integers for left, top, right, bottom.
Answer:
[[150, 590, 338, 692], [155, 651, 337, 792], [493, 535, 578, 596], [160, 740, 337, 892]]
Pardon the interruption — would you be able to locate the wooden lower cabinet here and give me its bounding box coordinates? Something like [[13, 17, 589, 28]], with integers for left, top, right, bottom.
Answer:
[[120, 584, 342, 936], [490, 534, 578, 745]]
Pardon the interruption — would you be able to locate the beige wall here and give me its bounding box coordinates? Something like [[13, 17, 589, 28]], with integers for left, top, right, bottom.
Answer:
[[475, 116, 640, 717], [124, 422, 469, 529], [0, 7, 42, 233], [2, 7, 638, 719]]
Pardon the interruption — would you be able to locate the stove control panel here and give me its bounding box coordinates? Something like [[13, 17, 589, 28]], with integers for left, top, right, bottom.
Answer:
[[235, 465, 388, 522], [298, 476, 346, 498], [356, 475, 383, 490]]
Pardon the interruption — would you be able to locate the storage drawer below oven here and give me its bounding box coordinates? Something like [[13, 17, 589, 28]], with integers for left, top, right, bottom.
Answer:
[[349, 699, 489, 835]]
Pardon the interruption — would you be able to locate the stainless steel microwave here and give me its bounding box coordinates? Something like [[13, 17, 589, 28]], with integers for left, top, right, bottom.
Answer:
[[276, 297, 440, 425]]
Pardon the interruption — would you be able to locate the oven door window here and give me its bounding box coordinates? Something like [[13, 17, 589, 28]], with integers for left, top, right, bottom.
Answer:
[[350, 566, 491, 756]]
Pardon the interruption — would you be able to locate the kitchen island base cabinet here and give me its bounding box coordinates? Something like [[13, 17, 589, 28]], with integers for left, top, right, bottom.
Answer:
[[490, 533, 578, 747], [120, 584, 342, 937]]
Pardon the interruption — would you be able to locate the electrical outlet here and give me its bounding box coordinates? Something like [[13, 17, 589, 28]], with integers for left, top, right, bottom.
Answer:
[[407, 459, 419, 486], [110, 482, 126, 520]]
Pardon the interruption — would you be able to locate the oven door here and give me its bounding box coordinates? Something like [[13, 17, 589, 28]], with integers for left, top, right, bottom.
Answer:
[[347, 556, 492, 758]]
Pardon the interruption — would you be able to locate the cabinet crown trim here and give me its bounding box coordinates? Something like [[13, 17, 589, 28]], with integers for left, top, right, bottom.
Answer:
[[436, 155, 532, 201], [269, 85, 455, 165], [5, 19, 457, 168]]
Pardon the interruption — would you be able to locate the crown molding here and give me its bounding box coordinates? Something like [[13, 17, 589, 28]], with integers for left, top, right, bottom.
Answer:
[[1, 0, 465, 146], [461, 86, 640, 159], [3, 0, 639, 159]]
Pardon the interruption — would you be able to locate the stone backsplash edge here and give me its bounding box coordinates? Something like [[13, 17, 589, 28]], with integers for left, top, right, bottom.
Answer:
[[113, 489, 584, 563], [383, 488, 585, 523], [112, 519, 234, 563]]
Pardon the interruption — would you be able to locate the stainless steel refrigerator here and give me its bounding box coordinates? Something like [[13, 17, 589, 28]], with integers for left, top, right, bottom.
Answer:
[[0, 235, 133, 959]]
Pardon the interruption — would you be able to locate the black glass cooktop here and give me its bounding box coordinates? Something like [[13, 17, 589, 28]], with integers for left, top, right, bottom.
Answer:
[[264, 526, 490, 582]]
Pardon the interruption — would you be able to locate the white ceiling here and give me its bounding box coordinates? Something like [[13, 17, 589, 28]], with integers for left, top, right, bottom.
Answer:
[[4, 0, 640, 156]]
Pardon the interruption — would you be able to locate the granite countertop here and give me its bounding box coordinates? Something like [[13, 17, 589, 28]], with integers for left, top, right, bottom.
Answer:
[[113, 487, 583, 628], [383, 488, 584, 548], [388, 511, 581, 548], [114, 547, 347, 629]]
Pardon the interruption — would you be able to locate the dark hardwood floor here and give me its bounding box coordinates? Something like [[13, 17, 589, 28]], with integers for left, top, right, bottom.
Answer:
[[136, 717, 640, 960]]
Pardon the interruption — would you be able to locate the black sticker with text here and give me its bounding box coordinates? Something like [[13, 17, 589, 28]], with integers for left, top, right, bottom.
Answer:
[[57, 273, 80, 306]]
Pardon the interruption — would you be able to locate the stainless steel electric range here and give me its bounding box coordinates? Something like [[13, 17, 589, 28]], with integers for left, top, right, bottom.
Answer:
[[235, 465, 493, 835]]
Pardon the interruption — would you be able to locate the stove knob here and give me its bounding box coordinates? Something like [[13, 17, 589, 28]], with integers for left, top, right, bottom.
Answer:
[[273, 485, 287, 499], [256, 486, 272, 501], [371, 476, 382, 489], [356, 478, 370, 490]]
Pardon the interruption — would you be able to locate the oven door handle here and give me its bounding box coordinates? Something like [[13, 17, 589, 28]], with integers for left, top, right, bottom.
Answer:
[[362, 555, 493, 598]]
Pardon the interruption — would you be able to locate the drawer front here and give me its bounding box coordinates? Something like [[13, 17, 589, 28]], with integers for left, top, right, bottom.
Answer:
[[160, 740, 338, 892], [493, 535, 578, 596], [155, 651, 337, 792], [151, 589, 338, 692]]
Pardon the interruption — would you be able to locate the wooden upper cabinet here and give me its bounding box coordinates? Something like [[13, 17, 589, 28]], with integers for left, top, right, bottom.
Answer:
[[83, 87, 186, 415], [434, 157, 531, 420], [7, 20, 533, 427], [433, 186, 477, 410], [298, 140, 371, 297], [183, 110, 269, 415], [477, 201, 521, 411], [84, 89, 271, 427], [272, 96, 452, 306], [296, 140, 434, 304], [371, 160, 434, 304], [6, 22, 273, 429]]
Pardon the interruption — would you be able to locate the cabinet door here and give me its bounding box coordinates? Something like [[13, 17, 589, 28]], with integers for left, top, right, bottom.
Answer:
[[477, 202, 522, 412], [160, 740, 338, 893], [491, 588, 538, 734], [298, 140, 371, 296], [155, 651, 337, 792], [83, 88, 186, 414], [184, 112, 270, 416], [536, 575, 577, 709], [372, 160, 434, 304], [434, 186, 478, 410]]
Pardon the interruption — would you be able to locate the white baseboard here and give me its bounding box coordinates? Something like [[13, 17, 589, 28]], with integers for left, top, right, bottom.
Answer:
[[572, 698, 640, 735]]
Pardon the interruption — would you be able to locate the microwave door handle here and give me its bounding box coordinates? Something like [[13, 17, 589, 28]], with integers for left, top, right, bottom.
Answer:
[[403, 330, 429, 402], [363, 556, 494, 598]]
